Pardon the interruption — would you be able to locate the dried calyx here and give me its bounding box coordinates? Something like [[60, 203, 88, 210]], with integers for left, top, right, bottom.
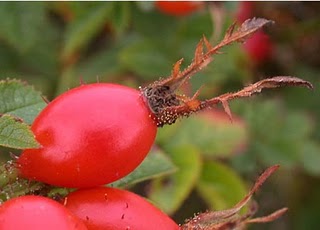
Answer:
[[141, 18, 313, 127], [181, 165, 288, 230]]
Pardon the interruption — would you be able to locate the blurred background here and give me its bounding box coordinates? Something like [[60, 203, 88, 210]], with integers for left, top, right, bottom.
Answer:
[[0, 2, 319, 229]]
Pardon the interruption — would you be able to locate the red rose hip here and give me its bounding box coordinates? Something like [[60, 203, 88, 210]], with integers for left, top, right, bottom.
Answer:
[[0, 195, 88, 230], [155, 1, 203, 16], [18, 84, 157, 188], [64, 187, 180, 230]]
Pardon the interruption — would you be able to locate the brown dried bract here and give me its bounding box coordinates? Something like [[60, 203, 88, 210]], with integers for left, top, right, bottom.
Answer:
[[180, 165, 288, 230], [141, 18, 313, 127]]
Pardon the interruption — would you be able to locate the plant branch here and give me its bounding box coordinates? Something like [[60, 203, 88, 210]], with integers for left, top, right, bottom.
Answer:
[[181, 165, 287, 230], [158, 18, 274, 90]]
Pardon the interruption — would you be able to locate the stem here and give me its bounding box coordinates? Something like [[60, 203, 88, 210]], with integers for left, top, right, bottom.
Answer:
[[0, 161, 72, 202], [181, 165, 287, 230]]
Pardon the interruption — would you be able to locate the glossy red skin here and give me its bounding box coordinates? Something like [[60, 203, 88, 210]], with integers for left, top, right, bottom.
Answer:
[[64, 187, 180, 230], [18, 84, 157, 188], [156, 1, 203, 16], [0, 196, 88, 230]]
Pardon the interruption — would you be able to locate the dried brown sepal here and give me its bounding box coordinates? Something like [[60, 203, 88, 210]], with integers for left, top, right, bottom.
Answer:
[[149, 18, 273, 90], [141, 18, 313, 127], [203, 35, 213, 51], [180, 165, 287, 230], [200, 76, 313, 121], [172, 58, 184, 80], [146, 75, 313, 127], [245, 207, 288, 224]]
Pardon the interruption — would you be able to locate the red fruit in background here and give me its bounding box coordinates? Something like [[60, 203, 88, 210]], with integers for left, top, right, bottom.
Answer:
[[18, 84, 157, 188], [236, 1, 254, 23], [155, 1, 203, 16], [244, 30, 274, 64], [236, 1, 273, 64], [0, 196, 88, 230], [64, 187, 180, 230]]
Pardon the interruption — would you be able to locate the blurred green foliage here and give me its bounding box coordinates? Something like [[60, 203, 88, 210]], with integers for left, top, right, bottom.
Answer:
[[0, 2, 319, 229]]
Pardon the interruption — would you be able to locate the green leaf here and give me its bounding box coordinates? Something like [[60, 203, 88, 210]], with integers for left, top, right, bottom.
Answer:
[[0, 115, 39, 149], [0, 44, 19, 71], [293, 184, 320, 230], [75, 47, 121, 82], [300, 141, 320, 176], [253, 140, 300, 168], [109, 149, 177, 188], [0, 79, 46, 124], [62, 2, 113, 58], [132, 5, 179, 41], [119, 39, 174, 79], [236, 100, 314, 169], [0, 2, 47, 53], [176, 12, 213, 60], [74, 34, 139, 82], [156, 120, 182, 146], [162, 110, 248, 158], [177, 12, 213, 38], [135, 1, 155, 11], [197, 161, 247, 211], [148, 145, 202, 214], [109, 2, 131, 38], [18, 19, 60, 78]]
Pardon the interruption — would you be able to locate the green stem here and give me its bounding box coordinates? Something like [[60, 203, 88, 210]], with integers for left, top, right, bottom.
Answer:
[[0, 161, 72, 203]]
